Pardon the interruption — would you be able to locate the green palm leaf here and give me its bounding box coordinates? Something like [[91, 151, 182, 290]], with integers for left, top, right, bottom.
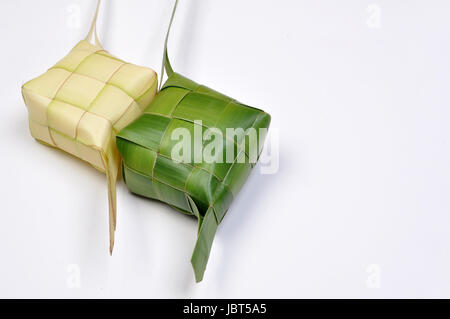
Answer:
[[117, 0, 271, 282]]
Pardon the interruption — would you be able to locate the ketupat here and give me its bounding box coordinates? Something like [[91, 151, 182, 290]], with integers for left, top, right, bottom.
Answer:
[[116, 0, 271, 282], [21, 0, 157, 253]]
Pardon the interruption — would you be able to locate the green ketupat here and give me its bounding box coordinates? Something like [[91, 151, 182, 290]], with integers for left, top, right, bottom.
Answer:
[[116, 0, 271, 282]]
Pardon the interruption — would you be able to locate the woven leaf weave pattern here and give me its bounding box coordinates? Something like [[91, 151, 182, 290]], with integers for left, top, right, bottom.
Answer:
[[22, 40, 157, 171], [117, 72, 271, 281], [21, 39, 158, 253]]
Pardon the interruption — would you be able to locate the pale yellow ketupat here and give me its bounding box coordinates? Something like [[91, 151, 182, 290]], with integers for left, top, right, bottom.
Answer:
[[21, 0, 157, 254]]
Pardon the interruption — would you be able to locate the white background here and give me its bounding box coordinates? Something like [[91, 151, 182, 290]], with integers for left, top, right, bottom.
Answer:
[[0, 0, 449, 298]]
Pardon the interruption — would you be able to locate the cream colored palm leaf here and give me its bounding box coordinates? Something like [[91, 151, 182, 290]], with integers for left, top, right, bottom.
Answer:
[[21, 0, 157, 253]]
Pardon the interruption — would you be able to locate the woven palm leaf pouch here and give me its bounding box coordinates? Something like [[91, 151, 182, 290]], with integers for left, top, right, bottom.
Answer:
[[117, 0, 271, 282], [21, 0, 158, 253]]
